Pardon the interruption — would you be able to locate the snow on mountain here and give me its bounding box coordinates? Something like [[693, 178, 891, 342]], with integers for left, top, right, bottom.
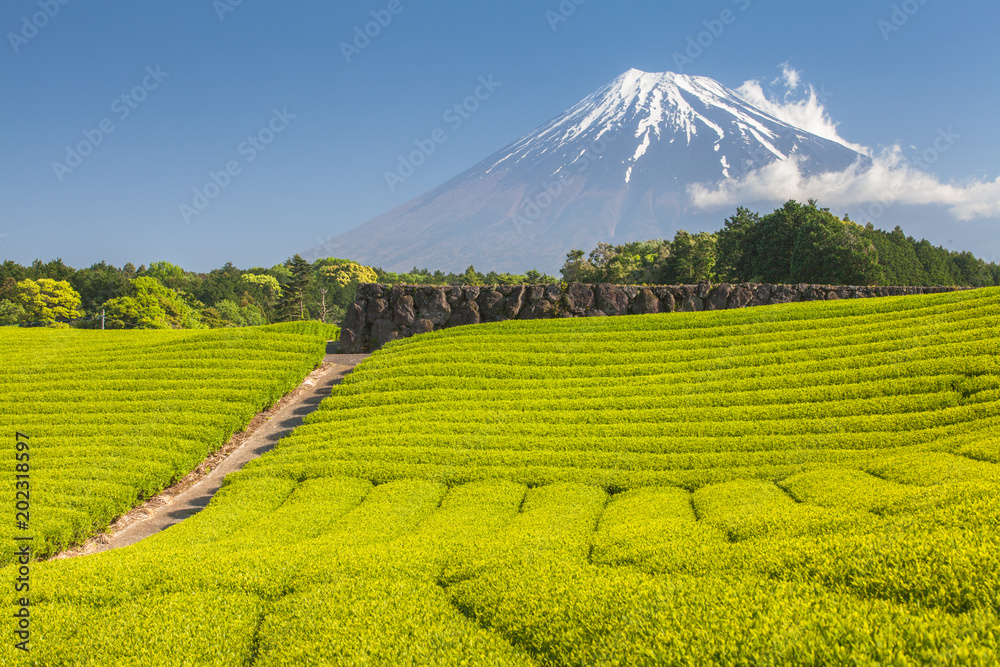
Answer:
[[307, 69, 869, 273]]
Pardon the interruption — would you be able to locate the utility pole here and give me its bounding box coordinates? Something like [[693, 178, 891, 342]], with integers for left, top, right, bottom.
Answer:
[[101, 308, 105, 330]]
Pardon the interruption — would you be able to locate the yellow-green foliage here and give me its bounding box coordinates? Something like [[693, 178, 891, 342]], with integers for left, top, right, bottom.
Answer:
[[2, 289, 998, 665], [320, 258, 379, 287], [0, 323, 336, 563], [14, 278, 83, 325]]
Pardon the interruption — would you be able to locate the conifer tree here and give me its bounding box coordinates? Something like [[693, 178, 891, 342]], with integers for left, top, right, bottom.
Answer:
[[278, 254, 312, 321]]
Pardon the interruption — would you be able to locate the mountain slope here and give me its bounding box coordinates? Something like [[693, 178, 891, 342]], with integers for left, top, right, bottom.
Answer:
[[309, 69, 869, 273]]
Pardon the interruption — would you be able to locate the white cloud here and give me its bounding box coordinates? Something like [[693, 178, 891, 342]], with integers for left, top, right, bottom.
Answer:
[[737, 63, 868, 155], [688, 147, 1000, 221], [772, 62, 800, 91], [689, 65, 1000, 223]]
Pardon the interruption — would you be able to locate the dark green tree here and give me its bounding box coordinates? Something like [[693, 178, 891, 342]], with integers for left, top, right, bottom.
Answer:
[[0, 260, 28, 285], [193, 262, 244, 306], [663, 231, 716, 284], [71, 262, 128, 314], [28, 258, 75, 282], [746, 200, 816, 282], [860, 226, 924, 286], [0, 277, 18, 302], [524, 270, 551, 284], [460, 265, 485, 286], [717, 200, 882, 285], [278, 254, 312, 321], [714, 206, 760, 282], [560, 249, 593, 283], [790, 217, 880, 285], [949, 251, 993, 287]]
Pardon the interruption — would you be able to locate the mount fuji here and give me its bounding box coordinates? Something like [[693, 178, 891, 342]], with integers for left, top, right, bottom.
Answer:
[[308, 69, 870, 273]]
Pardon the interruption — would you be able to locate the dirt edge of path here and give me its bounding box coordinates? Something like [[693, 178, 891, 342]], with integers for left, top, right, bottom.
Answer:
[[51, 352, 369, 560]]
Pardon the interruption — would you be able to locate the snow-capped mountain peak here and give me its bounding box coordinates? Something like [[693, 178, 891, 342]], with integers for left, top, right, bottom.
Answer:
[[308, 69, 869, 273], [487, 68, 861, 188]]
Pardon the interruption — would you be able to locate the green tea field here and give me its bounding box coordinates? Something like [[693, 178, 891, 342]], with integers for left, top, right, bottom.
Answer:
[[3, 289, 999, 665], [0, 321, 336, 564]]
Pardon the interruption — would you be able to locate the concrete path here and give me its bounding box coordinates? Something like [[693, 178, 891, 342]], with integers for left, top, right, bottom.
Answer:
[[55, 352, 369, 558]]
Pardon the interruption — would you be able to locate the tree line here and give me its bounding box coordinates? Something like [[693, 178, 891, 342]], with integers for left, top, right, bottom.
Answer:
[[0, 254, 561, 329], [0, 255, 378, 329], [4, 200, 995, 329], [561, 200, 1000, 287]]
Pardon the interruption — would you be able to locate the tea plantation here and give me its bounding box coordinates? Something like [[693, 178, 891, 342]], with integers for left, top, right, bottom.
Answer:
[[0, 321, 336, 564], [3, 289, 999, 665]]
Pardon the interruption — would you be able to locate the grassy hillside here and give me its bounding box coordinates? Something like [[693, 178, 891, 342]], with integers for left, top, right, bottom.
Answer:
[[3, 291, 998, 665], [249, 287, 1000, 488], [0, 321, 337, 563]]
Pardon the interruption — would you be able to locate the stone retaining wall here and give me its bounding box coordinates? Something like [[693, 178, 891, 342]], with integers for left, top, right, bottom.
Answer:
[[338, 282, 970, 352]]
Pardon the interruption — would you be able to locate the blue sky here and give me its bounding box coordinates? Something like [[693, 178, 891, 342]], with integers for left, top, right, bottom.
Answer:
[[2, 0, 998, 272]]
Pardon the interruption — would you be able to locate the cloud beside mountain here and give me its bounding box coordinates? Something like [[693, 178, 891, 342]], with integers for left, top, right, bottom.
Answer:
[[690, 66, 1000, 222]]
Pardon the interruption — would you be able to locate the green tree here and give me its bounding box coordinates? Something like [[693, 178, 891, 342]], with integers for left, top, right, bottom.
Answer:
[[213, 299, 267, 327], [0, 260, 28, 286], [589, 243, 629, 283], [459, 265, 484, 286], [102, 277, 201, 329], [860, 226, 924, 286], [145, 261, 199, 293], [239, 273, 280, 322], [663, 231, 716, 284], [102, 295, 165, 329], [949, 251, 993, 287], [560, 240, 670, 284], [0, 277, 17, 302], [71, 262, 129, 314], [28, 258, 75, 282], [562, 240, 672, 284], [631, 241, 672, 285], [242, 272, 282, 297], [278, 255, 312, 321], [715, 207, 760, 282], [523, 270, 549, 284], [790, 218, 880, 285], [560, 249, 593, 283], [913, 239, 958, 285], [0, 300, 26, 326], [718, 200, 882, 285], [269, 263, 293, 286], [316, 259, 378, 288], [16, 278, 84, 325], [482, 271, 525, 285], [199, 306, 226, 329], [193, 262, 244, 306], [747, 200, 815, 282]]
